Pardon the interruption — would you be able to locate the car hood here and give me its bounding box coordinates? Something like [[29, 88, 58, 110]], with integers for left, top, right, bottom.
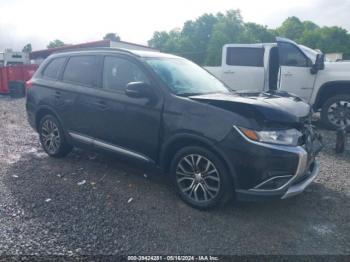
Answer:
[[189, 91, 312, 126], [325, 61, 350, 70]]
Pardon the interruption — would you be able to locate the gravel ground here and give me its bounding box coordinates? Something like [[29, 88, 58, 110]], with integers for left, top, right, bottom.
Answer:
[[0, 96, 349, 256]]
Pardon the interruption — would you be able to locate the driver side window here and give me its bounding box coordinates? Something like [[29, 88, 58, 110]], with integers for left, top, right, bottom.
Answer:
[[103, 56, 150, 91], [279, 43, 310, 67]]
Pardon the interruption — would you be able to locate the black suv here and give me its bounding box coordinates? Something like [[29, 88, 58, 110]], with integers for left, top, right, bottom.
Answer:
[[26, 48, 323, 209]]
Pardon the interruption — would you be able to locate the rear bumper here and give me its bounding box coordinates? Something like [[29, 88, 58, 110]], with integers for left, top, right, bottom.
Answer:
[[26, 100, 37, 131]]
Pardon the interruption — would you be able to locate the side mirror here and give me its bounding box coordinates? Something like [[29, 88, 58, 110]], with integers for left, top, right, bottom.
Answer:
[[125, 82, 154, 99], [311, 54, 325, 74]]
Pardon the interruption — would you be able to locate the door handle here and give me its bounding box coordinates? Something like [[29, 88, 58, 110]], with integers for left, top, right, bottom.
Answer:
[[223, 70, 235, 74], [94, 100, 108, 110]]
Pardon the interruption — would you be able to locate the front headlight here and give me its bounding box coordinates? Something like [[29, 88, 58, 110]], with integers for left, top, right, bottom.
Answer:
[[238, 127, 302, 146]]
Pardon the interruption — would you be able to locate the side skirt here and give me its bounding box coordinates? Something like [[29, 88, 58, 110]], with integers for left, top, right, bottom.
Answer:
[[69, 131, 153, 164]]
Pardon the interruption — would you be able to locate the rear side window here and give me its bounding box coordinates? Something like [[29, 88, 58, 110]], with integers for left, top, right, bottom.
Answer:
[[42, 57, 66, 80], [63, 56, 99, 87], [226, 47, 264, 67]]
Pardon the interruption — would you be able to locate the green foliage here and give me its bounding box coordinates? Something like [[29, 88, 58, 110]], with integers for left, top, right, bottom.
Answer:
[[22, 43, 32, 53], [148, 10, 350, 65], [47, 39, 65, 49], [277, 16, 305, 40], [103, 33, 121, 42], [241, 23, 276, 43], [206, 10, 244, 65], [277, 18, 350, 54]]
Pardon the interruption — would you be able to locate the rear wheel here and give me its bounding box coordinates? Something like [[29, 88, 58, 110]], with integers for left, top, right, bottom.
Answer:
[[321, 95, 350, 129], [39, 115, 72, 157], [170, 146, 233, 209]]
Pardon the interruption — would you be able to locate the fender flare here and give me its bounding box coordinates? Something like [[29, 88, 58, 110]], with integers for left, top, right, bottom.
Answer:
[[159, 133, 238, 186], [314, 81, 350, 109], [34, 105, 68, 133]]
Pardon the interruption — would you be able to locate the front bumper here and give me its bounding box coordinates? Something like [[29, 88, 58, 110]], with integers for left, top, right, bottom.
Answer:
[[232, 126, 322, 201], [235, 158, 320, 201], [281, 160, 319, 199]]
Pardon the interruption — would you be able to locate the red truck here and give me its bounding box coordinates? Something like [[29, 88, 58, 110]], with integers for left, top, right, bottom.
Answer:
[[0, 64, 38, 97]]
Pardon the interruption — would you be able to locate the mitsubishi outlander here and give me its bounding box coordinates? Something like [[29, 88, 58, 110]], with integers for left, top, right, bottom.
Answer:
[[26, 48, 323, 209]]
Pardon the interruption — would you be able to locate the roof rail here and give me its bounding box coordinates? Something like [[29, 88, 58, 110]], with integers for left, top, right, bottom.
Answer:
[[52, 47, 139, 56]]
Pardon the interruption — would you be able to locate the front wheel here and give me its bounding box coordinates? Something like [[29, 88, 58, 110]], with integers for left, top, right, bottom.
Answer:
[[321, 95, 350, 129], [170, 146, 233, 209], [39, 115, 72, 158]]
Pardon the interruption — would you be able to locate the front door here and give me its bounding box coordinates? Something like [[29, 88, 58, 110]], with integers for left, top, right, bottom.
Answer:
[[277, 38, 317, 102], [92, 55, 162, 162]]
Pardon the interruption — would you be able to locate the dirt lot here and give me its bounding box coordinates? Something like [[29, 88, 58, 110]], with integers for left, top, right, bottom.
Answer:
[[0, 97, 349, 256]]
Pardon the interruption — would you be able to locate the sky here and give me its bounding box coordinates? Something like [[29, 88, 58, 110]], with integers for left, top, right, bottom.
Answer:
[[0, 0, 350, 51]]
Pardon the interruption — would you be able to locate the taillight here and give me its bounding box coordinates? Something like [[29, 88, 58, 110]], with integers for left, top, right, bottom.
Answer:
[[25, 80, 33, 89]]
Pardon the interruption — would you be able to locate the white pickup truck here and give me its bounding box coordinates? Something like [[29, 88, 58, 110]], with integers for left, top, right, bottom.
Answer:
[[205, 37, 350, 129]]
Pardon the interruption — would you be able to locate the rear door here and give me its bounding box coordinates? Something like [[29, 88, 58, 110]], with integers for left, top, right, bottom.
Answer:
[[61, 55, 103, 137], [277, 38, 317, 101], [39, 56, 79, 130], [221, 44, 265, 91]]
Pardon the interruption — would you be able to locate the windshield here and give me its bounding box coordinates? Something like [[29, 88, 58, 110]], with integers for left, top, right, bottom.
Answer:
[[144, 57, 229, 96]]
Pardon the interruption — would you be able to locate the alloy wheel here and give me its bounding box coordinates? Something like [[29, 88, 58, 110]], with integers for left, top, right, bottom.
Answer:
[[41, 119, 61, 154], [176, 154, 221, 203], [327, 100, 350, 127]]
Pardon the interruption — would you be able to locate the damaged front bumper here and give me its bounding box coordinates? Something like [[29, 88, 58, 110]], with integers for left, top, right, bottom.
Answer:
[[235, 126, 323, 201], [282, 160, 320, 199]]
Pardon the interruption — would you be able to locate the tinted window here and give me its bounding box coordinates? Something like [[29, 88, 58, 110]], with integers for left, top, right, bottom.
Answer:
[[63, 56, 99, 86], [42, 57, 66, 80], [103, 56, 149, 91], [279, 43, 309, 67], [226, 47, 264, 67]]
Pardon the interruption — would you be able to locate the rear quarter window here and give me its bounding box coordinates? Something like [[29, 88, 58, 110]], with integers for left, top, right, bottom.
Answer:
[[62, 56, 99, 87], [42, 57, 66, 80], [226, 47, 264, 67]]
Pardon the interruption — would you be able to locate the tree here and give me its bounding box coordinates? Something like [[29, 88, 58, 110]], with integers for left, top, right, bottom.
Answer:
[[149, 10, 276, 66], [298, 30, 322, 49], [22, 43, 32, 53], [148, 31, 171, 50], [240, 23, 275, 43], [276, 17, 350, 54], [206, 10, 244, 65], [148, 10, 350, 66], [316, 26, 350, 53], [103, 33, 121, 42], [276, 16, 304, 40], [181, 13, 218, 64], [47, 39, 65, 48], [302, 21, 319, 32]]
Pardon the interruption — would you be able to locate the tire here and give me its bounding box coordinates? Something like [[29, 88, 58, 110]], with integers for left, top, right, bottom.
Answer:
[[38, 115, 72, 158], [170, 146, 233, 209], [321, 95, 350, 129]]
